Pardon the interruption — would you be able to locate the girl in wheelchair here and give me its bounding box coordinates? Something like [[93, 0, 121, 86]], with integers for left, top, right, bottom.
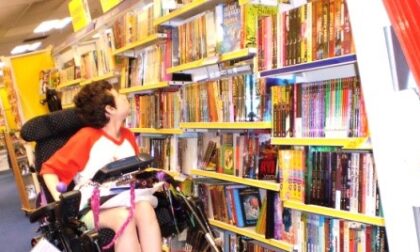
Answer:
[[40, 81, 162, 252]]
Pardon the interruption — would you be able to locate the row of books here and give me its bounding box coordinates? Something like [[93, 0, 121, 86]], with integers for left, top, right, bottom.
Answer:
[[277, 146, 380, 216], [258, 0, 354, 71], [280, 209, 387, 252], [126, 91, 181, 129], [198, 132, 273, 180], [182, 75, 270, 123], [272, 76, 368, 138], [195, 180, 262, 228], [60, 86, 80, 106], [111, 3, 155, 50], [136, 136, 176, 171], [174, 1, 278, 66], [119, 42, 171, 89], [78, 33, 115, 80], [224, 234, 280, 252]]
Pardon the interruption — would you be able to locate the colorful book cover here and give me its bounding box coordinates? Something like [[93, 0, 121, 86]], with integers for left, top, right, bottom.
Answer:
[[221, 1, 242, 53], [257, 139, 278, 181], [238, 187, 261, 226], [222, 144, 234, 175]]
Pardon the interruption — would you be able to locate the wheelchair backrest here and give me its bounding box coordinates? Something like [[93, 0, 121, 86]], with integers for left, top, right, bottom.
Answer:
[[20, 108, 85, 202]]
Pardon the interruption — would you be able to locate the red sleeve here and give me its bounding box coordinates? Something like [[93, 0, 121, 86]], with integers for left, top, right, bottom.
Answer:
[[40, 128, 101, 185], [121, 127, 139, 155]]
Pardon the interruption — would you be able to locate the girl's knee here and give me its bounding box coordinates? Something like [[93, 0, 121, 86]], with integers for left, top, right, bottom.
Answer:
[[100, 207, 135, 230], [135, 201, 158, 222]]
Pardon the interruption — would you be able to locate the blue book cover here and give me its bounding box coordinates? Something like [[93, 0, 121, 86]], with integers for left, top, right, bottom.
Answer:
[[221, 1, 242, 53]]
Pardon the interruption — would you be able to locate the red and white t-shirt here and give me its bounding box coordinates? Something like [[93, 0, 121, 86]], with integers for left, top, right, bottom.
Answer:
[[41, 127, 139, 185], [41, 127, 146, 208]]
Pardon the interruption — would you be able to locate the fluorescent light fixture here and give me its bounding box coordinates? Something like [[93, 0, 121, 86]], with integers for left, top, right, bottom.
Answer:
[[33, 17, 72, 33], [11, 42, 42, 55]]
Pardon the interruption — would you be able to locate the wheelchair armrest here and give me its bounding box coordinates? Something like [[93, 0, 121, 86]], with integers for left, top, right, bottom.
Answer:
[[29, 202, 57, 223]]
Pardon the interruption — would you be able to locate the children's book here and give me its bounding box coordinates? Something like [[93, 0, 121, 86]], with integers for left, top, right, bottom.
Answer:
[[238, 187, 261, 226]]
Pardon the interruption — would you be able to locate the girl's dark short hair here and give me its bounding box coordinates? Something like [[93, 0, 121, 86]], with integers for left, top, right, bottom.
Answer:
[[73, 81, 115, 128]]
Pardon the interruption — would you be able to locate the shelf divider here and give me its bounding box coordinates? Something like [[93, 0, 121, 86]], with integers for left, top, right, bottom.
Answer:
[[191, 169, 280, 191], [284, 201, 385, 226], [209, 219, 294, 251]]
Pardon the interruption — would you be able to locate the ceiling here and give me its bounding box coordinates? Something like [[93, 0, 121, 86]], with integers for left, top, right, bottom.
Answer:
[[0, 0, 103, 57]]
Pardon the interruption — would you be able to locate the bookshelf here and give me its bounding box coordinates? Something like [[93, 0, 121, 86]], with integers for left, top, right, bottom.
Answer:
[[180, 122, 271, 130], [259, 54, 357, 79], [130, 128, 183, 135], [3, 131, 38, 213], [209, 220, 293, 251], [151, 0, 388, 250], [283, 201, 385, 227], [167, 48, 256, 73], [154, 0, 227, 26], [191, 169, 280, 191], [56, 78, 82, 90], [36, 0, 405, 250], [119, 81, 171, 94], [112, 33, 168, 56], [271, 137, 368, 147], [79, 72, 119, 86]]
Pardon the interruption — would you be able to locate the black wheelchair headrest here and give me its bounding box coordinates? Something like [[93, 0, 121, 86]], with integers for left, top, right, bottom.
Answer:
[[21, 108, 84, 142]]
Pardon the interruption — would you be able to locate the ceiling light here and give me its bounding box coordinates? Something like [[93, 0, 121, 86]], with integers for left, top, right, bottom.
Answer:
[[11, 42, 42, 55], [33, 17, 72, 33]]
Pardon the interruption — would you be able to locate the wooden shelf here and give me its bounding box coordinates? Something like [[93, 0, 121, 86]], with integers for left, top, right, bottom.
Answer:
[[284, 201, 385, 226], [112, 33, 167, 56], [271, 137, 369, 147], [57, 79, 82, 89], [219, 48, 257, 62], [167, 48, 256, 73], [130, 128, 183, 135], [80, 72, 118, 86], [154, 0, 226, 26], [260, 54, 357, 78], [180, 121, 271, 129], [209, 219, 293, 251], [119, 81, 170, 94], [191, 169, 280, 191]]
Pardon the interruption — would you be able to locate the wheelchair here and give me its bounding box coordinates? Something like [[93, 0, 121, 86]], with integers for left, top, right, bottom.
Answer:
[[21, 109, 221, 252]]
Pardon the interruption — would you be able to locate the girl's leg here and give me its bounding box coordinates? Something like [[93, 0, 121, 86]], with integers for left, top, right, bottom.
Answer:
[[99, 207, 141, 252], [134, 201, 162, 252]]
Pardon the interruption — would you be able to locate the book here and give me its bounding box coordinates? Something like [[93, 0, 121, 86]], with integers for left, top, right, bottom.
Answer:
[[221, 1, 242, 53], [257, 139, 278, 181], [237, 187, 261, 226]]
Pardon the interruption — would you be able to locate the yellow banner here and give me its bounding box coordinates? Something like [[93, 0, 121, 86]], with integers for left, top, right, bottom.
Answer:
[[10, 50, 54, 123], [100, 0, 123, 13], [68, 0, 91, 32]]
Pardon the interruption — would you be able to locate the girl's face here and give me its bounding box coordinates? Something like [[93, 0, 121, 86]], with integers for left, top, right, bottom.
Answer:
[[109, 88, 130, 120]]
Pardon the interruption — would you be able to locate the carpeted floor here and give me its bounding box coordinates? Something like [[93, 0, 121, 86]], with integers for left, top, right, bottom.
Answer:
[[0, 170, 38, 251]]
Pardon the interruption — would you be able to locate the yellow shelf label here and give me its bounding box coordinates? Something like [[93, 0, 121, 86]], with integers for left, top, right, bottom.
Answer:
[[100, 0, 123, 13], [68, 0, 92, 32]]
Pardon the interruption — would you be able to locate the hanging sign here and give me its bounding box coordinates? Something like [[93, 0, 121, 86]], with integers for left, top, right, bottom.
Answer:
[[68, 0, 92, 32], [100, 0, 123, 13]]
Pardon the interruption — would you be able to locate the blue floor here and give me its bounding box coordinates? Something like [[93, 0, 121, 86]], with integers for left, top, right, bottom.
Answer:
[[0, 170, 38, 251]]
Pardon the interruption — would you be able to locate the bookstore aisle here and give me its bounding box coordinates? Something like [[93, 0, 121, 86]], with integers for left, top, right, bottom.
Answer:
[[0, 170, 37, 251], [1, 0, 419, 251]]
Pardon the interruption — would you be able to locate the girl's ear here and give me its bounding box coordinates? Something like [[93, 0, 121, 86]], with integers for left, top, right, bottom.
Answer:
[[104, 104, 114, 116]]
